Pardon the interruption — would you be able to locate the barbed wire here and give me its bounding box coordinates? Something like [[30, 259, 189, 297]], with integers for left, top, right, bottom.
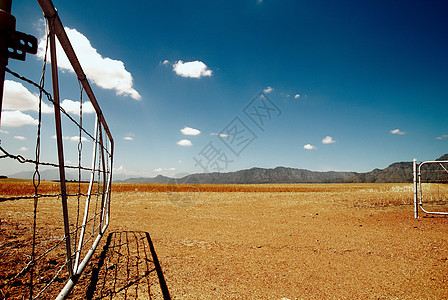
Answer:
[[0, 145, 110, 175], [4, 67, 108, 153]]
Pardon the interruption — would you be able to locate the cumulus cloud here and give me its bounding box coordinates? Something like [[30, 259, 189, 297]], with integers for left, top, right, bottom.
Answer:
[[3, 80, 52, 113], [1, 111, 38, 127], [38, 27, 141, 100], [172, 60, 213, 78], [263, 86, 273, 94], [390, 129, 405, 135], [153, 167, 176, 173], [113, 165, 151, 177], [113, 164, 126, 174], [294, 94, 300, 99], [304, 144, 317, 150], [61, 99, 95, 116], [210, 132, 229, 137], [14, 136, 26, 141], [181, 126, 201, 136], [1, 82, 97, 127], [322, 136, 336, 144], [177, 139, 193, 146], [52, 135, 89, 142]]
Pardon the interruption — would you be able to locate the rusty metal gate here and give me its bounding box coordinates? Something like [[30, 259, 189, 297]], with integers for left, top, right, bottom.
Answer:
[[0, 0, 113, 298]]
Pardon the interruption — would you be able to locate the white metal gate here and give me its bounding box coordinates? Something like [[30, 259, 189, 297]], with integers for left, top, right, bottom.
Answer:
[[413, 158, 448, 218]]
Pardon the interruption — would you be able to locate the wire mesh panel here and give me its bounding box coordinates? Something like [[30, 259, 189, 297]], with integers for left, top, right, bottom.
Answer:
[[0, 0, 113, 298], [413, 159, 448, 218]]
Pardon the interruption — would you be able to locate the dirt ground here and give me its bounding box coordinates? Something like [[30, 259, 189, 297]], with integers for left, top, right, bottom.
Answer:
[[1, 183, 448, 299]]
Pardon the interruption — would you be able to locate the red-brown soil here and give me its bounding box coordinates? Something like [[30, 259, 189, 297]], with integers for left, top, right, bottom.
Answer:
[[1, 182, 448, 299]]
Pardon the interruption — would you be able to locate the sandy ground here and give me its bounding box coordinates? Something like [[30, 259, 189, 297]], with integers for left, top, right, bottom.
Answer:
[[1, 183, 448, 299]]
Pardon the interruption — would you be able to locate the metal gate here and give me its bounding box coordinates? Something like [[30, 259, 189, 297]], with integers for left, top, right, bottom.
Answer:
[[413, 158, 448, 218], [0, 0, 113, 298]]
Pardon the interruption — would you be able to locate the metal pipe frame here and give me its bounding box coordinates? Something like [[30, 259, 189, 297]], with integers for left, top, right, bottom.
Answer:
[[73, 117, 99, 274], [48, 16, 73, 277], [414, 159, 448, 218]]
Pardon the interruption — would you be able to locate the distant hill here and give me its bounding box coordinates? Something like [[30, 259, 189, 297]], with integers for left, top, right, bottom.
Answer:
[[179, 167, 358, 184], [7, 168, 91, 181], [119, 175, 173, 184], [356, 161, 413, 183], [116, 154, 448, 184], [174, 161, 416, 184], [9, 154, 448, 184]]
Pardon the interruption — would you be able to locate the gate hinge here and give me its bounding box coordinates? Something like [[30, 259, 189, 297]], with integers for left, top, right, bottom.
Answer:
[[0, 8, 38, 62], [7, 30, 38, 61]]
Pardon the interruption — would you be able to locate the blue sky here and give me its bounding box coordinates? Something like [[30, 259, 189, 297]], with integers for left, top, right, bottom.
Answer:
[[1, 0, 447, 179]]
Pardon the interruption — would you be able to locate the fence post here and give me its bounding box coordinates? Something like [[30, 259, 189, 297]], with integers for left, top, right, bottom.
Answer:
[[413, 158, 418, 219], [0, 0, 13, 126]]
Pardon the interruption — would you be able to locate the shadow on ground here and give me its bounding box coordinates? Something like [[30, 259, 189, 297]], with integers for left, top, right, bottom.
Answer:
[[84, 231, 171, 299]]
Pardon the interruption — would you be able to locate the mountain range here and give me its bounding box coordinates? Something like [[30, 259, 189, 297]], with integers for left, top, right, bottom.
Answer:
[[5, 154, 447, 184], [118, 154, 448, 184]]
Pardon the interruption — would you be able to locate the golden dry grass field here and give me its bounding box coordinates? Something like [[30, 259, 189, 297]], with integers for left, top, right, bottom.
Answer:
[[1, 181, 448, 299]]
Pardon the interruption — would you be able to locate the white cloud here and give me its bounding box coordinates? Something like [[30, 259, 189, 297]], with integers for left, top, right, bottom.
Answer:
[[210, 132, 229, 137], [173, 60, 213, 78], [113, 164, 126, 174], [123, 136, 133, 141], [390, 129, 405, 135], [263, 86, 273, 94], [0, 129, 9, 134], [14, 136, 26, 141], [177, 139, 193, 146], [436, 134, 448, 140], [112, 164, 149, 177], [52, 135, 89, 142], [1, 110, 38, 127], [38, 27, 141, 100], [294, 94, 300, 99], [61, 99, 95, 116], [322, 136, 336, 144], [153, 167, 176, 173], [304, 144, 317, 150], [181, 126, 201, 136], [18, 146, 28, 152], [3, 80, 52, 113], [162, 59, 170, 65], [65, 159, 75, 165]]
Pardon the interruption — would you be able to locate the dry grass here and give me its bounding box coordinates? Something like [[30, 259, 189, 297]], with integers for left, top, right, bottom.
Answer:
[[0, 178, 93, 197]]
